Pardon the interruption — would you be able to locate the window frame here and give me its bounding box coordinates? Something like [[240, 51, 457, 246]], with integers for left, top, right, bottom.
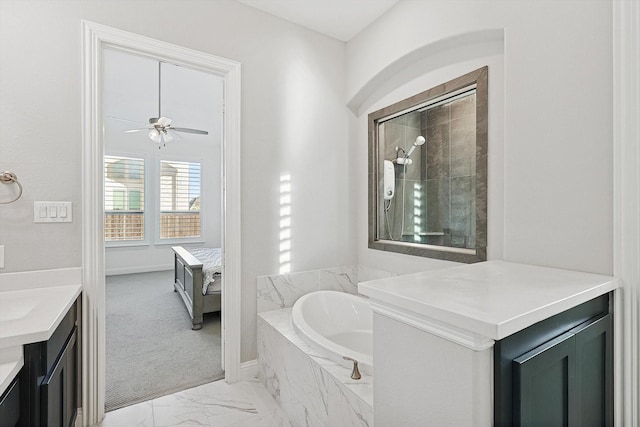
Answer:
[[104, 152, 150, 248], [154, 154, 205, 245]]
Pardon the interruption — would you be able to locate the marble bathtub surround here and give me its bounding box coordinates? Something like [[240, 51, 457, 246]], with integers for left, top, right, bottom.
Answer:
[[256, 264, 395, 313], [258, 308, 373, 427]]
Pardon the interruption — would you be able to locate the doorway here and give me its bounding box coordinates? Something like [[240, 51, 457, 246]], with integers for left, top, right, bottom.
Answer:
[[81, 21, 242, 425], [102, 48, 225, 410]]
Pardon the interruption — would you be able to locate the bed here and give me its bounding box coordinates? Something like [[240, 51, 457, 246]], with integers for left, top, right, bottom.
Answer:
[[172, 246, 222, 330]]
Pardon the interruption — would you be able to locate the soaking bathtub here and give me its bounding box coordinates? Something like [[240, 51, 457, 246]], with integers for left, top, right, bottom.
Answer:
[[291, 290, 373, 375]]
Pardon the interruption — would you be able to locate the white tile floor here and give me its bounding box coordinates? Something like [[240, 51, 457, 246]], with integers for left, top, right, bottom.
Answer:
[[96, 379, 292, 427]]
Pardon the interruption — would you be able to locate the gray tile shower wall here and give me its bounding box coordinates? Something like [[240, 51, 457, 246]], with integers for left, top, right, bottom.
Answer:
[[376, 92, 477, 246], [423, 93, 477, 248]]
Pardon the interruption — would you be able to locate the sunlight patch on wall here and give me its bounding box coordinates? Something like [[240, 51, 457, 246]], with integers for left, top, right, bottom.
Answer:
[[413, 182, 423, 242], [279, 173, 292, 273]]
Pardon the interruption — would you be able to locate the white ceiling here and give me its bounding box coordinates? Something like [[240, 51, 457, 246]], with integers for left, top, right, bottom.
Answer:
[[102, 49, 223, 149], [235, 0, 399, 42]]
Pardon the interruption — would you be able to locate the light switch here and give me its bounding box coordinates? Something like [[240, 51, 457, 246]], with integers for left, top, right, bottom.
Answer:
[[34, 201, 72, 223], [0, 246, 4, 269]]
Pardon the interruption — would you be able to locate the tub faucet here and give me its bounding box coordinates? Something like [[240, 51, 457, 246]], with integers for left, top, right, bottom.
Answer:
[[343, 357, 361, 380]]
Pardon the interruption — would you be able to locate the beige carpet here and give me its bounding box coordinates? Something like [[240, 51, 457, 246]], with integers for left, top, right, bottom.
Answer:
[[105, 270, 224, 411]]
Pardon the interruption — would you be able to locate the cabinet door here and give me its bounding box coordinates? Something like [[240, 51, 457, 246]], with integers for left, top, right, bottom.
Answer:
[[513, 314, 613, 427], [513, 331, 576, 427], [572, 314, 612, 427], [63, 328, 78, 427], [0, 377, 20, 427], [41, 327, 77, 427], [494, 294, 610, 427]]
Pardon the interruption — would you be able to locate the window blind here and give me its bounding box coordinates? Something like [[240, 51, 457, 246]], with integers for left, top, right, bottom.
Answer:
[[160, 160, 201, 239], [104, 155, 145, 241]]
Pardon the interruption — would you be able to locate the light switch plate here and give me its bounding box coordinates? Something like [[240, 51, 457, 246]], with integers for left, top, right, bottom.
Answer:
[[34, 201, 73, 223], [0, 245, 4, 269]]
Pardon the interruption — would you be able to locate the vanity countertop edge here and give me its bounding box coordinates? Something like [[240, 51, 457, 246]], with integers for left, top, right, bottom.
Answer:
[[0, 346, 23, 398], [0, 268, 82, 396], [358, 260, 620, 342]]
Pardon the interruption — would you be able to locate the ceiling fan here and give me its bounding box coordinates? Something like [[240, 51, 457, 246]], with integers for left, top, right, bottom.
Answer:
[[120, 62, 209, 148]]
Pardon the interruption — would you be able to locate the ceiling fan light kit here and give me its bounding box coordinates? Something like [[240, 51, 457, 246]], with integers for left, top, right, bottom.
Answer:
[[148, 127, 174, 146]]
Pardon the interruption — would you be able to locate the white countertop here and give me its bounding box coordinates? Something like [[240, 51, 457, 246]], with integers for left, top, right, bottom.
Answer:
[[0, 269, 82, 396], [0, 284, 82, 348], [358, 260, 619, 341], [0, 346, 23, 396]]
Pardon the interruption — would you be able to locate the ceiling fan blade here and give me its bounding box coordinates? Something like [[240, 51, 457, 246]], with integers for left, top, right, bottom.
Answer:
[[172, 127, 209, 135], [106, 116, 150, 133], [167, 129, 183, 141], [106, 116, 142, 124]]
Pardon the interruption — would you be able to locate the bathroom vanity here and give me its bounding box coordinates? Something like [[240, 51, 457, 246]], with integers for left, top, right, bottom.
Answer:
[[0, 271, 81, 427], [358, 260, 618, 427]]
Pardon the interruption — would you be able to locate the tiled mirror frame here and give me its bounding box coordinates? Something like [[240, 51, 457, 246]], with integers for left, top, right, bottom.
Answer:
[[367, 66, 488, 263]]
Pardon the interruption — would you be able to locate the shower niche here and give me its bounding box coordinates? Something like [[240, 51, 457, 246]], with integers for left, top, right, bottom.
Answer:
[[368, 67, 487, 263]]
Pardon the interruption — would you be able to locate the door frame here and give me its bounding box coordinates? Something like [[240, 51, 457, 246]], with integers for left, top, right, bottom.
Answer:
[[81, 20, 242, 425], [613, 1, 639, 426]]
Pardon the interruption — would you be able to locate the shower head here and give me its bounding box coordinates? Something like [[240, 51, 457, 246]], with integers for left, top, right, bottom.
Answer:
[[405, 135, 426, 158]]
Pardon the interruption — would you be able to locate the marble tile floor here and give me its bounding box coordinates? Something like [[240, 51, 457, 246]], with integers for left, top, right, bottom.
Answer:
[[96, 379, 293, 427]]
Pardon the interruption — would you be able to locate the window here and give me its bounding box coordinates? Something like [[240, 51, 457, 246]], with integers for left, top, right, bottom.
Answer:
[[128, 190, 141, 210], [112, 190, 125, 210], [159, 160, 201, 239], [104, 156, 145, 241]]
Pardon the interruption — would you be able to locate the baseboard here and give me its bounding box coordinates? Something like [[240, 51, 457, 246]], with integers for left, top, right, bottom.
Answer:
[[105, 264, 172, 276], [239, 360, 258, 381]]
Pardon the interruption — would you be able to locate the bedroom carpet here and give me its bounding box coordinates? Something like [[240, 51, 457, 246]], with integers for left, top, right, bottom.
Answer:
[[106, 270, 224, 411]]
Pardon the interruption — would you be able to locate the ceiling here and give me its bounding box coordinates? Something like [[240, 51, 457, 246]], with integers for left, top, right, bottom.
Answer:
[[103, 49, 223, 149], [235, 0, 399, 42]]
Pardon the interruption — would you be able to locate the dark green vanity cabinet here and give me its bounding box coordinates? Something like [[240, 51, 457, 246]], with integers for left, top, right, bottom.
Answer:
[[494, 294, 613, 427], [0, 376, 21, 427], [20, 299, 79, 427]]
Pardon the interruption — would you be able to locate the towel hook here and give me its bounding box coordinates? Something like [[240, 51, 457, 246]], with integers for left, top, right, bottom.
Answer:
[[0, 171, 23, 204]]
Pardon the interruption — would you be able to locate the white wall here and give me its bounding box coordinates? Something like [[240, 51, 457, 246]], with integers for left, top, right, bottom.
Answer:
[[0, 0, 353, 362], [348, 0, 613, 275]]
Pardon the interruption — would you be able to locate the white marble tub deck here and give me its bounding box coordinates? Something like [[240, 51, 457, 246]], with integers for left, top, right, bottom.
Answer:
[[258, 308, 374, 410], [97, 379, 292, 427]]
